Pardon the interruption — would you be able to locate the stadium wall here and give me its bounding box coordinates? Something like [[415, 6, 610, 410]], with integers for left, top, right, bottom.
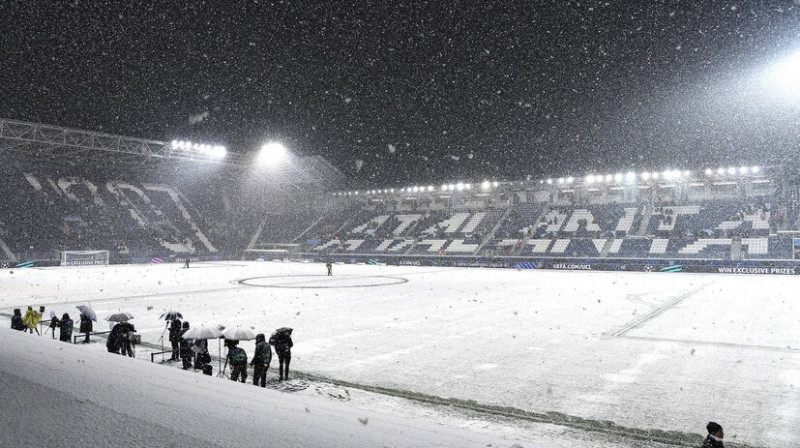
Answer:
[[297, 254, 800, 275]]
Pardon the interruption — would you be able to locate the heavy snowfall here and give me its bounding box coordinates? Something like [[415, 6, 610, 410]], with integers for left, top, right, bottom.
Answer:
[[2, 261, 797, 447]]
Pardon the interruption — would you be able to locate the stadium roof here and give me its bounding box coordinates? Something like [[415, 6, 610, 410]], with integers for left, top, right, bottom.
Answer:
[[0, 118, 345, 191]]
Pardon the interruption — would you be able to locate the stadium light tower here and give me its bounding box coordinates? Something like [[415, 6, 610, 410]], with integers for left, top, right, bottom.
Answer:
[[258, 142, 287, 166]]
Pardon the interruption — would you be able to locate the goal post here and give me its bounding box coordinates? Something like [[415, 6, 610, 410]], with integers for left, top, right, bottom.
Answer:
[[61, 250, 110, 266]]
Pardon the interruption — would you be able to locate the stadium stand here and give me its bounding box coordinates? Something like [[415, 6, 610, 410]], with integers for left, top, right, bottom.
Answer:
[[2, 118, 800, 267]]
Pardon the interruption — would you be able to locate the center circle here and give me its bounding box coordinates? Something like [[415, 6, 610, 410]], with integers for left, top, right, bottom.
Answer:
[[237, 275, 408, 289]]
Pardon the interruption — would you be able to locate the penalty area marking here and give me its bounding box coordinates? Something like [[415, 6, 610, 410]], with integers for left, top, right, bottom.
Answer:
[[237, 274, 409, 289]]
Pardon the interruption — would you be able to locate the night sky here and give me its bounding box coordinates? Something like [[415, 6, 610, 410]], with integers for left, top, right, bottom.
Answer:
[[2, 1, 800, 186]]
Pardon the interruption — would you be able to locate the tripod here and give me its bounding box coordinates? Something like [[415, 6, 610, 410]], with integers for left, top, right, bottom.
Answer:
[[158, 322, 168, 350]]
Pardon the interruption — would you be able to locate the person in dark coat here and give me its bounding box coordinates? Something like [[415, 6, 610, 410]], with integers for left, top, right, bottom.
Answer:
[[250, 333, 272, 387], [326, 261, 332, 276], [193, 339, 211, 370], [227, 341, 248, 383], [168, 318, 182, 361], [116, 321, 136, 357], [79, 313, 93, 343], [11, 308, 25, 331], [269, 331, 293, 381], [47, 313, 59, 338], [702, 422, 724, 448], [179, 321, 193, 369], [58, 313, 73, 342], [106, 324, 120, 353]]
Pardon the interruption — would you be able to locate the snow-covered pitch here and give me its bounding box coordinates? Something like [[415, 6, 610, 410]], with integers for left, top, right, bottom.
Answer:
[[1, 261, 797, 447]]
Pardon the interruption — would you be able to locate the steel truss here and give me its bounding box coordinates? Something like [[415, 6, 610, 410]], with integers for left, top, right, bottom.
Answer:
[[0, 118, 344, 190]]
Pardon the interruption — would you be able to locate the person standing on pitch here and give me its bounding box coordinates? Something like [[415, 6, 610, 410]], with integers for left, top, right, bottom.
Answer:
[[79, 312, 93, 343], [179, 321, 193, 369], [227, 341, 248, 383], [168, 318, 182, 361], [11, 309, 25, 331], [250, 334, 272, 387], [58, 313, 73, 342], [326, 261, 332, 276], [269, 330, 293, 381], [184, 257, 190, 268]]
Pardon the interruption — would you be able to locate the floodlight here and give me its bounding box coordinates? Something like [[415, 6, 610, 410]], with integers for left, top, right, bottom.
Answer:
[[625, 172, 636, 182], [449, 184, 456, 190], [456, 182, 465, 191], [727, 167, 736, 175], [428, 185, 434, 192], [641, 172, 650, 181], [546, 179, 553, 185], [586, 175, 595, 183], [705, 168, 713, 176], [739, 166, 748, 174], [614, 173, 623, 182], [566, 177, 574, 184], [684, 170, 690, 176], [465, 184, 472, 189], [652, 172, 659, 179], [481, 180, 491, 190], [493, 181, 499, 187], [557, 178, 564, 184], [717, 168, 725, 175], [258, 142, 287, 166], [764, 51, 800, 98], [604, 174, 612, 182], [752, 166, 760, 173]]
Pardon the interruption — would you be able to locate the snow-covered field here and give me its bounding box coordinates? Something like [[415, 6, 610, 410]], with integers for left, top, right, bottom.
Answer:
[[1, 261, 797, 447]]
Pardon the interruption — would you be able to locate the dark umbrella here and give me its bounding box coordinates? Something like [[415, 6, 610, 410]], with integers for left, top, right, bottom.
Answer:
[[273, 327, 293, 336], [76, 305, 97, 322], [158, 311, 183, 321], [105, 311, 134, 322]]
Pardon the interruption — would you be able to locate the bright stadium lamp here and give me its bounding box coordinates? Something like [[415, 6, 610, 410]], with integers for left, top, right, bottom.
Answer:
[[258, 142, 287, 166], [752, 166, 760, 173], [641, 172, 650, 181], [625, 172, 636, 183], [492, 181, 499, 187], [705, 168, 713, 176], [481, 180, 491, 190], [727, 167, 737, 175], [717, 167, 725, 175], [586, 175, 595, 183], [764, 51, 800, 98]]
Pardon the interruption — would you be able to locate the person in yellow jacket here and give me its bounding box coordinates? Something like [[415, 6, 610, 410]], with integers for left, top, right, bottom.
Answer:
[[22, 306, 41, 335]]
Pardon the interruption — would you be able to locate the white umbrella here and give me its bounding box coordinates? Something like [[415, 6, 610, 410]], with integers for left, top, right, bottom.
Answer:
[[182, 326, 223, 340], [222, 327, 256, 341], [105, 311, 134, 322]]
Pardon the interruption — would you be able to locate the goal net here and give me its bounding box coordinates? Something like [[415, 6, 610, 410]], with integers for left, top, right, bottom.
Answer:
[[61, 250, 110, 266]]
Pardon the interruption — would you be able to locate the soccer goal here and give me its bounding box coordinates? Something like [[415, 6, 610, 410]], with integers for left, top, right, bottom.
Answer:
[[60, 250, 110, 266]]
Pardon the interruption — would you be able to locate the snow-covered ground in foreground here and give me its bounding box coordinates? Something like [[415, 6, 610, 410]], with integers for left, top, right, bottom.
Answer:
[[1, 261, 798, 447]]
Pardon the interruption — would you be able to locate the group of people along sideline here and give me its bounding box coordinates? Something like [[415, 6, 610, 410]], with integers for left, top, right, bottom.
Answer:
[[167, 317, 294, 385], [11, 306, 294, 386], [11, 306, 87, 343], [10, 308, 723, 446]]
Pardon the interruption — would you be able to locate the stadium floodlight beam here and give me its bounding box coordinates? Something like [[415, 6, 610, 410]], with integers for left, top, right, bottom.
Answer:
[[257, 142, 287, 166], [727, 167, 737, 175], [752, 166, 760, 173], [481, 180, 491, 190], [764, 50, 800, 99]]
